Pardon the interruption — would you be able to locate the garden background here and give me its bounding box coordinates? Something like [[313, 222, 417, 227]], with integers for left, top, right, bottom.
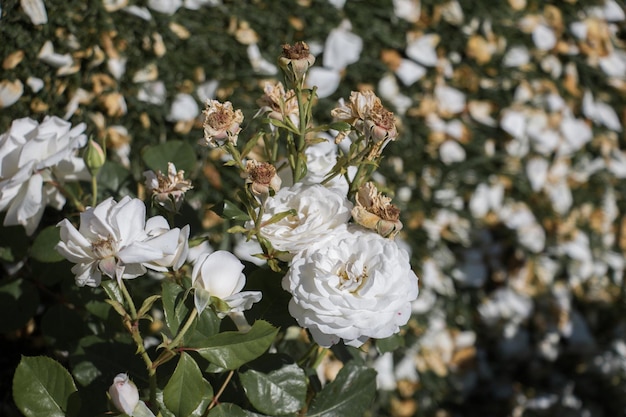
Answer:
[[2, 0, 626, 416]]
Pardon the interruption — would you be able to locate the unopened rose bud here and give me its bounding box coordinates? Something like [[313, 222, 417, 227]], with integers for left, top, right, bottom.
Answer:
[[109, 373, 139, 415], [278, 41, 316, 88], [83, 138, 106, 176]]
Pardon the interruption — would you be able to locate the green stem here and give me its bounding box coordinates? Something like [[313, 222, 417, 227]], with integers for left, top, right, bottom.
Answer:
[[118, 280, 157, 411], [208, 370, 235, 410], [51, 180, 85, 212], [91, 174, 98, 207], [225, 142, 247, 172], [168, 307, 198, 349]]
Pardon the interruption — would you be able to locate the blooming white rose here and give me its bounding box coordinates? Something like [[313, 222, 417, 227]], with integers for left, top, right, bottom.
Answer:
[[255, 183, 352, 258], [109, 373, 139, 415], [0, 116, 90, 235], [282, 226, 419, 347], [192, 250, 261, 315], [56, 196, 189, 287]]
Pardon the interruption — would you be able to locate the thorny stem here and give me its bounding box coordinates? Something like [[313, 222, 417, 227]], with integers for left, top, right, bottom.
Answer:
[[208, 370, 235, 410], [152, 307, 199, 370], [118, 280, 157, 411]]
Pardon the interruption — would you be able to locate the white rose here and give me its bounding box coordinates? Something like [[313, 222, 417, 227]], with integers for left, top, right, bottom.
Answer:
[[256, 183, 352, 258], [192, 250, 261, 315], [282, 226, 419, 347], [0, 116, 90, 235], [56, 196, 189, 287]]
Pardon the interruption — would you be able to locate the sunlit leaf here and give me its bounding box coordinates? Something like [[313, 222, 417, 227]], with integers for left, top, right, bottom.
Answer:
[[13, 356, 78, 417], [195, 320, 278, 370]]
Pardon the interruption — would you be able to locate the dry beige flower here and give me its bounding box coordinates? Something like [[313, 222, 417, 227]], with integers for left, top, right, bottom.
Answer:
[[245, 160, 282, 197], [331, 90, 398, 143], [351, 182, 403, 238], [201, 99, 244, 146]]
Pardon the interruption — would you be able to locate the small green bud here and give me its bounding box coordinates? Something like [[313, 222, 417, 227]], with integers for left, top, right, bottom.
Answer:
[[83, 138, 106, 176]]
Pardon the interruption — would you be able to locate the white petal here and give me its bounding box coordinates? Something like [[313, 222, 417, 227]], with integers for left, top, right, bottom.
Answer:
[[406, 34, 439, 66], [393, 0, 420, 22], [20, 0, 48, 25], [394, 59, 426, 86], [196, 80, 219, 103], [323, 20, 363, 71], [37, 41, 73, 68], [123, 5, 152, 20], [604, 0, 625, 21], [532, 24, 556, 51], [526, 157, 549, 191], [435, 85, 466, 115], [500, 110, 526, 138], [167, 93, 199, 121], [247, 44, 278, 75], [305, 67, 340, 98], [599, 51, 626, 78], [503, 45, 530, 67], [148, 0, 181, 14], [0, 79, 24, 108], [439, 140, 466, 165]]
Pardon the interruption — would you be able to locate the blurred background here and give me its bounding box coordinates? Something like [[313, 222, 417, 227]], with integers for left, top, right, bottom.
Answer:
[[2, 0, 626, 416]]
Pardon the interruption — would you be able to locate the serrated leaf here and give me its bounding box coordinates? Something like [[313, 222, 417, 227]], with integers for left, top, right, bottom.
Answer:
[[163, 352, 212, 417], [239, 363, 306, 415], [13, 356, 78, 417], [222, 200, 250, 221], [195, 320, 278, 370], [306, 362, 376, 417], [30, 225, 64, 263], [142, 141, 196, 174]]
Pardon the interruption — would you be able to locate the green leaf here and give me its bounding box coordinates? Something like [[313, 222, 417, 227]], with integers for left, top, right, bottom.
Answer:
[[208, 403, 265, 417], [30, 225, 64, 263], [137, 295, 161, 319], [163, 352, 213, 417], [13, 356, 78, 417], [306, 362, 377, 417], [0, 278, 40, 333], [142, 141, 196, 174], [195, 320, 278, 370], [98, 160, 132, 195], [262, 209, 297, 227], [101, 280, 125, 306], [239, 363, 306, 415], [328, 121, 352, 131], [222, 200, 250, 221], [184, 306, 221, 347], [375, 333, 405, 354], [161, 280, 189, 335]]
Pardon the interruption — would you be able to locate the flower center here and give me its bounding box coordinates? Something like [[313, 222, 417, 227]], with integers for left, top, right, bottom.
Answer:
[[91, 235, 117, 259], [207, 109, 233, 130], [337, 262, 368, 293]]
